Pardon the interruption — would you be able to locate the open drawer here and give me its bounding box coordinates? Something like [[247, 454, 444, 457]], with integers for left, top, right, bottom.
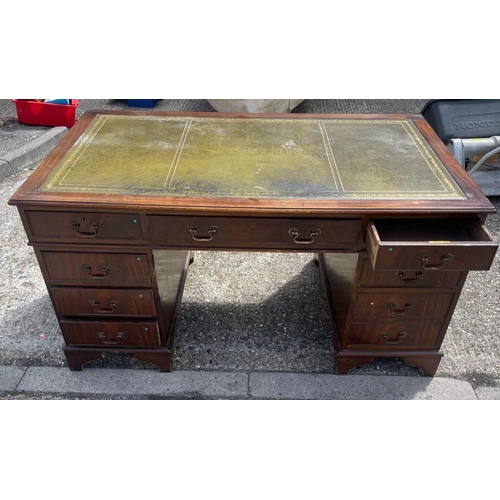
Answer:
[[367, 218, 498, 271]]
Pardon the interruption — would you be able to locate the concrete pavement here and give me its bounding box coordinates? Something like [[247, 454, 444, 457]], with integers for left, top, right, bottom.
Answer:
[[0, 365, 481, 399]]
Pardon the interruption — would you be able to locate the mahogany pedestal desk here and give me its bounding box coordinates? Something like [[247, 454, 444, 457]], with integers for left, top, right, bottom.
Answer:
[[9, 111, 498, 375]]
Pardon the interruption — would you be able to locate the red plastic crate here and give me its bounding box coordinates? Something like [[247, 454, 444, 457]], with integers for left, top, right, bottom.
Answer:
[[12, 99, 79, 127]]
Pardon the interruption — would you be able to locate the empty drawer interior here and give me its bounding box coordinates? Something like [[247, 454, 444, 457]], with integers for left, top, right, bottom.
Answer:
[[372, 218, 492, 243]]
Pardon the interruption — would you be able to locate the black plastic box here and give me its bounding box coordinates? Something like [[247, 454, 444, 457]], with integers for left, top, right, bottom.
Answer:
[[421, 99, 500, 143]]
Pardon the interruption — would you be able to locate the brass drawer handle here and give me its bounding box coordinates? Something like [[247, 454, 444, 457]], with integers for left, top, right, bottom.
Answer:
[[89, 300, 118, 313], [288, 228, 321, 245], [418, 253, 454, 270], [386, 302, 414, 315], [381, 331, 408, 345], [188, 225, 218, 242], [82, 264, 110, 279], [396, 271, 425, 284], [97, 331, 124, 344], [70, 221, 102, 238]]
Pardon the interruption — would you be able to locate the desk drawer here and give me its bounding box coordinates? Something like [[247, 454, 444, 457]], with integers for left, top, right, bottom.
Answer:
[[26, 211, 142, 241], [52, 288, 156, 318], [61, 320, 160, 347], [41, 252, 151, 286], [358, 258, 462, 287], [367, 218, 497, 271], [353, 291, 454, 320], [148, 216, 361, 249], [347, 323, 442, 349]]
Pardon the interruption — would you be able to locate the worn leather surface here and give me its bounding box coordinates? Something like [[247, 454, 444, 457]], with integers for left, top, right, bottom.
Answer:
[[42, 114, 466, 200]]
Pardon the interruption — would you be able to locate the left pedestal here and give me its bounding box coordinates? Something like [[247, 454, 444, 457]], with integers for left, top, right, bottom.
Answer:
[[33, 244, 192, 372]]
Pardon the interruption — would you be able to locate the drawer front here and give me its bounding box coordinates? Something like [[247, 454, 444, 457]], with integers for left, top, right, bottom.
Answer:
[[347, 323, 442, 349], [61, 320, 160, 347], [359, 259, 462, 288], [353, 292, 454, 320], [52, 288, 156, 318], [41, 252, 151, 286], [148, 216, 361, 249], [26, 211, 143, 241], [367, 219, 498, 271]]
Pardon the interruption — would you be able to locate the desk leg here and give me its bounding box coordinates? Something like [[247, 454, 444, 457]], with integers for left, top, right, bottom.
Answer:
[[335, 351, 443, 376], [335, 354, 376, 375], [151, 250, 192, 372], [403, 353, 443, 376], [63, 347, 103, 371], [63, 347, 173, 371], [133, 349, 172, 372]]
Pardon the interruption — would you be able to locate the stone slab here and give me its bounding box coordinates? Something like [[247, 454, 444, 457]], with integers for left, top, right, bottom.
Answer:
[[0, 366, 26, 391], [475, 387, 500, 400], [249, 372, 477, 400], [17, 367, 249, 398]]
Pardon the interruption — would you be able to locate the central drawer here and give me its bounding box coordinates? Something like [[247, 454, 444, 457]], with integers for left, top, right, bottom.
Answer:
[[52, 288, 156, 318], [148, 216, 361, 249], [61, 320, 160, 347]]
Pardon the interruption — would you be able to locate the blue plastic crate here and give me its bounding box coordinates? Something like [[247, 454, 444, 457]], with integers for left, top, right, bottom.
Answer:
[[126, 99, 161, 108]]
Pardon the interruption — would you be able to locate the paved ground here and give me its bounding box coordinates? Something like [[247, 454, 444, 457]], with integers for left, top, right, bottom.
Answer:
[[1, 99, 499, 399]]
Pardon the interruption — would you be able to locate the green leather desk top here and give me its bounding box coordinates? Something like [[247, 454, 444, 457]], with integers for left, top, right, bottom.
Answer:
[[41, 114, 466, 200]]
